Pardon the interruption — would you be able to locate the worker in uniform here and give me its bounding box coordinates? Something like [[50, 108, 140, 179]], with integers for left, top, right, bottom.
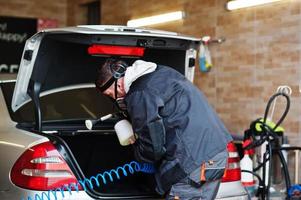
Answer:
[[95, 58, 232, 200]]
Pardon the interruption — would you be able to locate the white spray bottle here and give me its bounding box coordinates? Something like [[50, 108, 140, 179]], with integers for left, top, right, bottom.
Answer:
[[241, 149, 254, 186], [114, 119, 135, 146]]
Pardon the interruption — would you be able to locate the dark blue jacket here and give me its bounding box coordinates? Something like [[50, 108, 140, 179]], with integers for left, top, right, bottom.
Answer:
[[124, 65, 232, 194]]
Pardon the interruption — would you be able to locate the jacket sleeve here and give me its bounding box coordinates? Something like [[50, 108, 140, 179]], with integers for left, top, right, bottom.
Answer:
[[125, 90, 166, 163]]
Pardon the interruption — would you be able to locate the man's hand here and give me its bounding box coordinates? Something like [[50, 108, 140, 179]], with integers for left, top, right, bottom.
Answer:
[[129, 137, 136, 144]]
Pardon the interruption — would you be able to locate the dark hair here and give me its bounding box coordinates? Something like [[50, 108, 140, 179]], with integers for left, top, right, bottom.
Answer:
[[96, 58, 115, 87]]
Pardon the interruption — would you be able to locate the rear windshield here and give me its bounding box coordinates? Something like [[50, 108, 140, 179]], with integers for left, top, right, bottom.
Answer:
[[1, 82, 116, 123]]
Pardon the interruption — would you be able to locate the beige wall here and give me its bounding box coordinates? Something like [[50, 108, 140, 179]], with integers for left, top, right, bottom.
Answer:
[[67, 0, 97, 26], [0, 0, 300, 144], [101, 0, 301, 144], [104, 0, 301, 180], [0, 0, 99, 27], [0, 0, 299, 182], [0, 0, 68, 26]]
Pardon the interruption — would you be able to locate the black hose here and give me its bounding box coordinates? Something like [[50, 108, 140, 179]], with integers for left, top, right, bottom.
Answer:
[[278, 146, 301, 151], [262, 148, 267, 200], [243, 92, 291, 200], [241, 170, 263, 185], [253, 154, 271, 172], [263, 92, 290, 131], [266, 142, 273, 199], [241, 170, 265, 199], [263, 93, 290, 200], [253, 163, 263, 172], [276, 149, 291, 196]]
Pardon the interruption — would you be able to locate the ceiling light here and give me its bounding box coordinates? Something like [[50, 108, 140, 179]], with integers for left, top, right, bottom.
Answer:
[[227, 0, 283, 10], [127, 11, 184, 27]]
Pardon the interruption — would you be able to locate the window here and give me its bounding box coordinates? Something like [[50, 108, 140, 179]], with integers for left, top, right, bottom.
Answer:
[[83, 1, 101, 25]]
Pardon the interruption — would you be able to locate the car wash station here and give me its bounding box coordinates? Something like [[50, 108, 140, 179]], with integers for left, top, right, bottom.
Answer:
[[0, 1, 301, 200]]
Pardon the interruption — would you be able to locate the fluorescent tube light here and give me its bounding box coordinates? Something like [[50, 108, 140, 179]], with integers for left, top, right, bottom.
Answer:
[[127, 11, 184, 27], [227, 0, 283, 10]]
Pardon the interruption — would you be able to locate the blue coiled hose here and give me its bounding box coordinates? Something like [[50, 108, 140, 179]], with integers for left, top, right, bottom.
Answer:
[[21, 161, 155, 200]]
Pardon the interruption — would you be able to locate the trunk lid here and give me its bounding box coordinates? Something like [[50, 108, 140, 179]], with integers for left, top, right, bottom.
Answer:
[[11, 25, 200, 115]]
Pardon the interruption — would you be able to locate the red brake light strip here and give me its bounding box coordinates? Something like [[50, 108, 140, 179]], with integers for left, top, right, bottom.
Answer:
[[88, 45, 145, 57]]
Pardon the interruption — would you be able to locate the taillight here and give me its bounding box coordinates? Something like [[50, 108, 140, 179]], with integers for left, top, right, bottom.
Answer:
[[11, 141, 80, 190], [88, 44, 145, 57], [221, 142, 242, 182]]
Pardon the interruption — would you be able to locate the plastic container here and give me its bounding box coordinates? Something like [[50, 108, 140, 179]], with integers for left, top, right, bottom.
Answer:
[[241, 149, 255, 197], [114, 119, 135, 146], [241, 150, 254, 184]]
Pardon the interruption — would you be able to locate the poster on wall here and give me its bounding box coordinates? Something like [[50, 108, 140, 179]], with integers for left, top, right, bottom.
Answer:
[[0, 16, 58, 74]]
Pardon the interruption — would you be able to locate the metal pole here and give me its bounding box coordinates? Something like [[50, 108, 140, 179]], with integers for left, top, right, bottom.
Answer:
[[295, 150, 299, 184]]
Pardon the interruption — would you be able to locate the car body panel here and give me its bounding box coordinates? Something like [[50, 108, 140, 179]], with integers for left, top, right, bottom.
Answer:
[[1, 187, 93, 200], [216, 181, 249, 199], [44, 25, 201, 41], [11, 33, 42, 113], [0, 87, 48, 191], [217, 195, 249, 200]]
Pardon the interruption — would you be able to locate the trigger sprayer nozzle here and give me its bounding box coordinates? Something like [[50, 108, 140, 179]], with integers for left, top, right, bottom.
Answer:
[[85, 113, 113, 130], [85, 120, 94, 130]]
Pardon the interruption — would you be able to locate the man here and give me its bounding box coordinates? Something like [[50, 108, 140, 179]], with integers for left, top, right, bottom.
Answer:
[[96, 58, 232, 200]]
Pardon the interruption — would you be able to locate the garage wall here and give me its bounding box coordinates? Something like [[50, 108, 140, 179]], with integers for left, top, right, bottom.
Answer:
[[101, 0, 301, 144], [0, 0, 100, 28], [0, 0, 300, 143], [0, 0, 68, 26], [0, 0, 298, 182], [67, 0, 99, 26]]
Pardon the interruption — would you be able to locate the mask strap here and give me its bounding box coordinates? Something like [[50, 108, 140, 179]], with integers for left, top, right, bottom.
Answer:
[[114, 80, 118, 100], [95, 77, 115, 93], [114, 79, 128, 112]]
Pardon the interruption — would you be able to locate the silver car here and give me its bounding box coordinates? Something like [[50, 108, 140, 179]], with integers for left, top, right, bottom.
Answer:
[[0, 26, 249, 200]]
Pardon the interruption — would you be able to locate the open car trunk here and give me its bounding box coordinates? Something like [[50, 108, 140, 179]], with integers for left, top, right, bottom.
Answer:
[[8, 26, 200, 198], [3, 82, 158, 197], [57, 131, 157, 196]]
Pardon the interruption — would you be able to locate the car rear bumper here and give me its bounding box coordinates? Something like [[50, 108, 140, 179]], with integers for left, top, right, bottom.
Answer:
[[1, 186, 163, 200], [216, 181, 250, 200], [0, 187, 94, 200], [2, 180, 249, 200], [216, 195, 249, 200]]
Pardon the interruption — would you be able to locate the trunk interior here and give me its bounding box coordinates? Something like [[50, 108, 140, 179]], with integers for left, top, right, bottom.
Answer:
[[55, 131, 158, 196]]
